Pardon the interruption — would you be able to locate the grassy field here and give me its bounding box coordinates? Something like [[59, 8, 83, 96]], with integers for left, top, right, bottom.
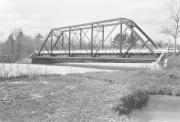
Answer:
[[0, 54, 180, 122], [0, 66, 180, 122]]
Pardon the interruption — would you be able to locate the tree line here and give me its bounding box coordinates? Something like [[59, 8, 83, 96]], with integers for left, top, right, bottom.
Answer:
[[0, 0, 179, 62], [0, 29, 43, 62]]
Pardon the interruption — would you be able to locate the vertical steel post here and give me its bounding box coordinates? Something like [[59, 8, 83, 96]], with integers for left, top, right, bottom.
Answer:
[[62, 32, 64, 50], [130, 25, 134, 47], [68, 28, 71, 56], [51, 34, 53, 55], [80, 28, 82, 50], [120, 23, 122, 57], [91, 25, 94, 56], [11, 34, 14, 62], [102, 25, 104, 49]]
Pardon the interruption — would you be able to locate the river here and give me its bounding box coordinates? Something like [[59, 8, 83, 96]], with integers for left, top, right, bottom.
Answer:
[[131, 95, 180, 122]]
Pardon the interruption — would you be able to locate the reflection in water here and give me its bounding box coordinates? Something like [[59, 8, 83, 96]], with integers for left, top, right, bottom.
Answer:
[[131, 95, 180, 122]]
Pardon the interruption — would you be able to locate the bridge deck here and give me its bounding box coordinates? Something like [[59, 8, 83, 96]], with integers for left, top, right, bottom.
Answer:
[[39, 49, 175, 56], [31, 56, 157, 64]]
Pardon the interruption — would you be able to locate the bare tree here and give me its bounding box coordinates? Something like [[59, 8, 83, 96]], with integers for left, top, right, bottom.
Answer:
[[161, 0, 180, 56]]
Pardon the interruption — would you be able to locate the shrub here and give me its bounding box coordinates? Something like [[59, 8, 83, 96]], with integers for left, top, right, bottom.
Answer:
[[113, 103, 130, 115], [113, 90, 149, 115]]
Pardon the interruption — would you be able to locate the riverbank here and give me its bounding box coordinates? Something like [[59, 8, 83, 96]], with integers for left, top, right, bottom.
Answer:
[[0, 67, 180, 122], [0, 63, 112, 78]]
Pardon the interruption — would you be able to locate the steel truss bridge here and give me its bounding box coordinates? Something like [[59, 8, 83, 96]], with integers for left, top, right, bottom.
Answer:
[[33, 18, 169, 64]]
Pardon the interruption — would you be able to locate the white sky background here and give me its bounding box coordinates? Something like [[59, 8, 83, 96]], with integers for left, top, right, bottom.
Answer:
[[0, 0, 171, 43]]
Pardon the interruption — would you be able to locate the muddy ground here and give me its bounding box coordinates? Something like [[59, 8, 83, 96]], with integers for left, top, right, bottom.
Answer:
[[0, 69, 180, 122]]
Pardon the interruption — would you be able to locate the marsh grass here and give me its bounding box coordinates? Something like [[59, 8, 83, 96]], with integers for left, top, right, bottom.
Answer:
[[131, 66, 180, 95], [0, 63, 24, 80], [113, 63, 180, 116], [0, 63, 44, 81], [147, 85, 180, 96]]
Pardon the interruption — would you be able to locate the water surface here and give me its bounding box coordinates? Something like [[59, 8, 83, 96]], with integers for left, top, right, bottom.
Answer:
[[131, 95, 180, 122]]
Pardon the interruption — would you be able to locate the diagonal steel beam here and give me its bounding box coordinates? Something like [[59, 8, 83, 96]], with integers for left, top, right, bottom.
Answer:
[[44, 45, 51, 55], [72, 31, 80, 41], [104, 25, 118, 42], [52, 33, 62, 50], [38, 30, 53, 55], [140, 40, 149, 48], [63, 32, 69, 40], [55, 45, 58, 50], [81, 29, 89, 39], [134, 23, 158, 48], [82, 30, 91, 43], [122, 43, 133, 57], [121, 19, 158, 57], [93, 25, 118, 54]]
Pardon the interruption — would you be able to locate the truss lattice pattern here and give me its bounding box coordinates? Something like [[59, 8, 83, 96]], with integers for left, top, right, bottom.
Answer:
[[38, 18, 159, 57]]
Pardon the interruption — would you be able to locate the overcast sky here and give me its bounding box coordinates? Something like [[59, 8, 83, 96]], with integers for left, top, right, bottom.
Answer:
[[0, 0, 170, 42]]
